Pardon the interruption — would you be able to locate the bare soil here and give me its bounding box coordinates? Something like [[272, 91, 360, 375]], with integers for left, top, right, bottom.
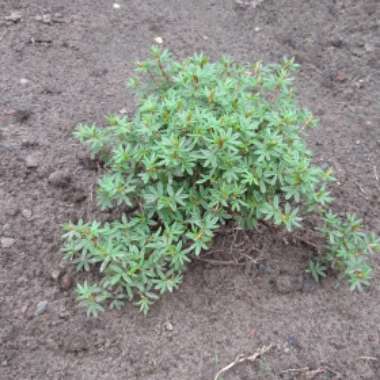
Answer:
[[1, 1, 380, 379]]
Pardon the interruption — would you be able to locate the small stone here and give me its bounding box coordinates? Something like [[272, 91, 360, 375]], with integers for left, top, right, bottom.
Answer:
[[42, 14, 52, 24], [21, 209, 32, 219], [154, 36, 163, 44], [36, 14, 52, 24], [20, 78, 30, 85], [356, 140, 361, 145], [164, 321, 174, 331], [35, 300, 48, 316], [1, 237, 15, 248], [254, 27, 261, 32], [119, 108, 128, 115], [61, 274, 73, 290], [50, 269, 62, 281], [48, 169, 71, 188], [5, 11, 22, 23], [21, 304, 29, 314], [275, 274, 303, 294], [113, 3, 121, 9], [25, 153, 39, 169]]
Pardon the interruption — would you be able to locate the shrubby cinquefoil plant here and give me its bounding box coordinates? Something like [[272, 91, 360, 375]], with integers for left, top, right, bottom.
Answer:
[[63, 47, 380, 316]]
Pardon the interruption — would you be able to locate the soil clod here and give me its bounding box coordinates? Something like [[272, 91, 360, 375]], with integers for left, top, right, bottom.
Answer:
[[48, 170, 71, 188]]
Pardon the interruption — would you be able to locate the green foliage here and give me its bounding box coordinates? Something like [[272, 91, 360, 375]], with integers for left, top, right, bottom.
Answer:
[[63, 47, 380, 316]]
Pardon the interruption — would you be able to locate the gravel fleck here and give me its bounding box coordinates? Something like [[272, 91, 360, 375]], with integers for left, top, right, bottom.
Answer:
[[35, 300, 48, 316], [164, 321, 174, 331]]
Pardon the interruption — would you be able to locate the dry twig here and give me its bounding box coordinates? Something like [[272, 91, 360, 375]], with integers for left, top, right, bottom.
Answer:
[[281, 367, 325, 379], [214, 344, 274, 380]]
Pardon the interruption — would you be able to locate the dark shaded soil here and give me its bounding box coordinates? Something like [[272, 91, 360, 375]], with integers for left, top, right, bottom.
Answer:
[[1, 1, 380, 379]]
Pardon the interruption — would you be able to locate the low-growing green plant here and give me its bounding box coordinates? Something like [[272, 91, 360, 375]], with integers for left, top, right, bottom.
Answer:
[[62, 47, 380, 316]]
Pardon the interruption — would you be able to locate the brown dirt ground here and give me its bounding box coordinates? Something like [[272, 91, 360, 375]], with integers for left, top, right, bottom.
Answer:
[[1, 1, 380, 379]]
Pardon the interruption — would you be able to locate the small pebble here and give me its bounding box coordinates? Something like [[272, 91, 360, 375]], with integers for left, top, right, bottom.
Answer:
[[35, 300, 48, 316], [21, 304, 29, 314], [61, 274, 73, 290], [35, 14, 52, 24], [154, 36, 163, 44], [1, 237, 16, 248], [50, 269, 62, 281], [164, 321, 174, 331], [113, 3, 121, 9], [25, 153, 39, 169], [20, 78, 30, 85], [254, 27, 261, 32], [21, 208, 32, 220]]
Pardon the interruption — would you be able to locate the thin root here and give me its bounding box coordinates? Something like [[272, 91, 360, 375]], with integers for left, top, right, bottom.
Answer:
[[214, 344, 274, 380], [192, 256, 244, 266], [358, 356, 378, 361]]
